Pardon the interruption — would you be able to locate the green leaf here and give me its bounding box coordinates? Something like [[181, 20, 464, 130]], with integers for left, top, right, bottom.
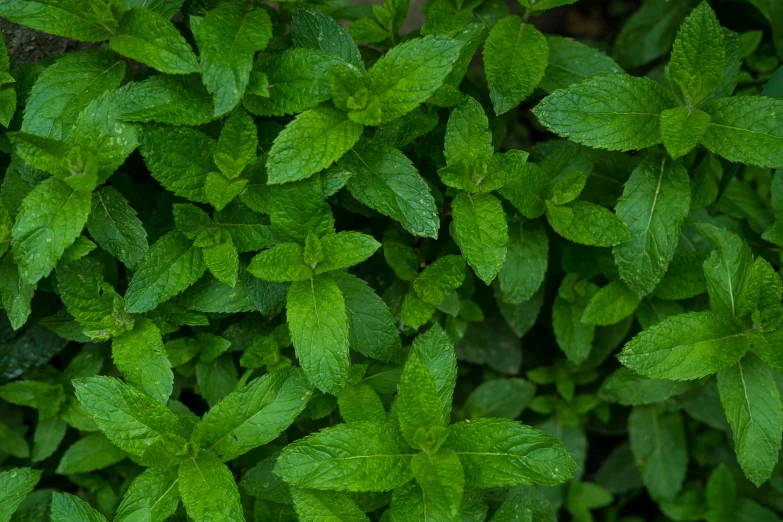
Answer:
[[215, 108, 257, 178], [599, 367, 690, 406], [498, 220, 548, 305], [413, 255, 466, 306], [452, 192, 508, 285], [0, 467, 41, 522], [117, 74, 215, 126], [275, 421, 414, 491], [443, 96, 493, 173], [87, 186, 148, 270], [660, 108, 711, 160], [702, 97, 783, 169], [698, 224, 755, 317], [198, 1, 272, 116], [287, 274, 350, 395], [540, 36, 624, 93], [202, 236, 239, 286], [553, 295, 595, 364], [333, 271, 402, 362], [653, 251, 708, 300], [618, 311, 750, 380], [410, 450, 465, 520], [717, 353, 783, 486], [178, 451, 244, 522], [292, 7, 363, 69], [0, 254, 35, 330], [546, 200, 630, 247], [367, 35, 461, 123], [291, 488, 369, 522], [582, 280, 640, 326], [533, 75, 674, 151], [628, 407, 687, 499], [464, 378, 536, 419], [125, 231, 207, 313], [110, 8, 200, 74], [73, 376, 185, 456], [22, 48, 125, 140], [244, 49, 350, 117], [0, 423, 29, 459], [56, 432, 126, 474], [11, 178, 91, 284], [483, 16, 548, 115], [0, 1, 115, 41], [0, 380, 65, 419], [112, 318, 173, 404], [248, 243, 312, 282], [705, 465, 736, 522], [57, 257, 132, 339], [32, 416, 67, 462], [317, 232, 381, 274], [669, 2, 725, 104], [114, 467, 181, 522], [267, 106, 364, 184], [125, 0, 183, 19], [396, 351, 445, 450], [613, 157, 691, 297], [445, 418, 577, 487], [50, 492, 108, 522], [194, 368, 313, 461], [552, 171, 588, 205], [496, 160, 548, 219], [341, 139, 439, 238], [338, 383, 387, 424], [139, 124, 216, 203]]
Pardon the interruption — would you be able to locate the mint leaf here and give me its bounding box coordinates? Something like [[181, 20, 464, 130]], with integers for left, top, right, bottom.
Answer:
[[179, 451, 244, 522], [291, 6, 364, 69], [194, 368, 312, 461], [628, 407, 687, 500], [287, 274, 350, 395], [22, 48, 124, 140], [139, 124, 216, 203], [215, 108, 257, 178], [484, 16, 548, 115], [499, 219, 548, 304], [366, 35, 461, 123], [0, 254, 35, 330], [248, 243, 312, 282], [445, 418, 577, 487], [660, 108, 711, 160], [653, 251, 708, 300], [413, 255, 466, 306], [11, 178, 91, 284], [396, 351, 445, 449], [114, 467, 180, 522], [125, 231, 207, 313], [553, 294, 595, 364], [341, 139, 439, 238], [540, 36, 623, 92], [497, 160, 548, 219], [0, 1, 114, 41], [292, 488, 369, 522], [0, 468, 41, 522], [55, 432, 126, 475], [618, 311, 749, 380], [275, 421, 414, 491], [443, 96, 493, 174], [698, 224, 755, 317], [74, 376, 185, 456], [717, 353, 783, 486], [198, 1, 272, 116], [533, 75, 674, 151], [669, 2, 724, 104], [599, 368, 690, 406], [109, 8, 200, 75], [317, 232, 381, 274], [582, 280, 640, 326], [410, 450, 465, 519], [0, 380, 65, 419], [333, 271, 402, 363], [50, 492, 108, 522], [546, 200, 630, 247], [702, 97, 783, 169], [452, 192, 508, 285], [117, 74, 215, 126], [613, 157, 691, 297], [112, 318, 173, 404], [87, 186, 149, 270], [267, 106, 363, 184]]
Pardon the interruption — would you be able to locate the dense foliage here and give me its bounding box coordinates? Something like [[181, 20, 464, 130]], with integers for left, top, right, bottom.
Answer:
[[2, 0, 783, 520]]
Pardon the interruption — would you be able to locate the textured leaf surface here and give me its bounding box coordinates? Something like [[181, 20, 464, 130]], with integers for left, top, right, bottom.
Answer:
[[291, 488, 369, 522], [287, 275, 350, 395], [499, 220, 548, 304], [0, 0, 114, 42], [87, 186, 148, 270], [618, 311, 749, 380], [291, 6, 363, 69], [275, 421, 414, 491], [540, 36, 623, 92], [717, 353, 783, 486], [55, 432, 126, 475], [484, 17, 548, 115], [50, 492, 108, 522], [613, 157, 691, 297], [599, 368, 690, 406], [0, 467, 41, 522], [178, 451, 244, 522], [452, 192, 508, 285], [445, 419, 577, 487], [118, 75, 214, 126], [114, 467, 180, 522], [660, 108, 711, 160], [533, 75, 674, 151], [342, 139, 439, 238], [546, 201, 630, 247], [112, 318, 173, 404], [410, 450, 464, 520], [628, 407, 687, 500]]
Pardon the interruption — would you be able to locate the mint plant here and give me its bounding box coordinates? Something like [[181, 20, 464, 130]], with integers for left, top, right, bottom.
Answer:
[[2, 0, 783, 521]]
